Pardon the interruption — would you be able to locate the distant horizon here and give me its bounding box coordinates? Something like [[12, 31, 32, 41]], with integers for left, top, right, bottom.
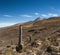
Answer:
[[0, 0, 60, 27]]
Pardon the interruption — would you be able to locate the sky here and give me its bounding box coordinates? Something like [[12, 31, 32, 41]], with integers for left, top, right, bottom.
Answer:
[[0, 0, 60, 27]]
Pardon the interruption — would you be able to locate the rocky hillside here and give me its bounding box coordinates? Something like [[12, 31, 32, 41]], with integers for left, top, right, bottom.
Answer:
[[0, 17, 60, 46]]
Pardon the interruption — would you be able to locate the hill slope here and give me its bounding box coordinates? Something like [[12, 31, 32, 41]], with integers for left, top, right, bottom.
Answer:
[[0, 17, 60, 46]]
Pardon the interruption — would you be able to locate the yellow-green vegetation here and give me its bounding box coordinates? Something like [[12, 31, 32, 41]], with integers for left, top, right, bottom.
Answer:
[[40, 41, 49, 50], [47, 36, 58, 46]]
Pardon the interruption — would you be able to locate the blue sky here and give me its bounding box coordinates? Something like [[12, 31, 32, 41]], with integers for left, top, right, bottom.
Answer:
[[0, 0, 60, 27]]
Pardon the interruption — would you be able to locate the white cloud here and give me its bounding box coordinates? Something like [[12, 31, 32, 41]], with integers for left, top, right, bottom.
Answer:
[[41, 14, 48, 17], [0, 23, 16, 28], [52, 14, 59, 17], [41, 13, 59, 18], [3, 15, 13, 17], [48, 13, 59, 17], [21, 14, 32, 18], [34, 12, 39, 16]]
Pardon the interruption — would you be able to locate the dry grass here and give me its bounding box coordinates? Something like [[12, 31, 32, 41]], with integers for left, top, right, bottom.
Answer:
[[0, 17, 60, 55]]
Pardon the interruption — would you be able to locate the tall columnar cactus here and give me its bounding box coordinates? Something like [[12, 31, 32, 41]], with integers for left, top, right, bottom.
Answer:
[[16, 25, 23, 53]]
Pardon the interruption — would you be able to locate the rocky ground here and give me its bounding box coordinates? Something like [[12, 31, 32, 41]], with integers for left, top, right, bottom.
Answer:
[[0, 17, 60, 55]]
